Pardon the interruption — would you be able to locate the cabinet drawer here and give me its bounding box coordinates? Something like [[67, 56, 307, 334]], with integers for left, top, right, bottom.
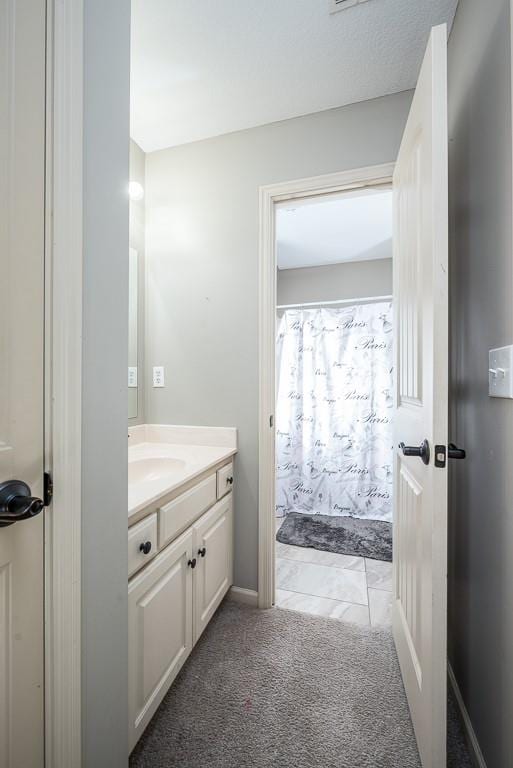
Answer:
[[128, 513, 158, 578], [159, 474, 217, 549], [216, 462, 234, 499]]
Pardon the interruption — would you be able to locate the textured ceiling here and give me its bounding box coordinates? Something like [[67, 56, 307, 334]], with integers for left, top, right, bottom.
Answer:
[[131, 0, 458, 153], [276, 188, 393, 270]]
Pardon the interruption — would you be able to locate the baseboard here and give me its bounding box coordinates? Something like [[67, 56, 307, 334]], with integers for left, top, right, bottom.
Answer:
[[447, 663, 487, 768], [229, 586, 259, 607]]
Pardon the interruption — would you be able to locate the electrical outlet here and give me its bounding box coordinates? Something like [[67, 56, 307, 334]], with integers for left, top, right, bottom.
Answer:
[[128, 367, 138, 388], [489, 346, 513, 398], [153, 366, 165, 388]]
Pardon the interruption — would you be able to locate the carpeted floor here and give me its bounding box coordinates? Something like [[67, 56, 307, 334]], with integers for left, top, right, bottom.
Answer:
[[277, 512, 393, 562], [131, 599, 422, 767]]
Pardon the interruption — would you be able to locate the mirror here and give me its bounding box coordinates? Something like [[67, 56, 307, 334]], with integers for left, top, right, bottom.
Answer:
[[128, 247, 138, 419]]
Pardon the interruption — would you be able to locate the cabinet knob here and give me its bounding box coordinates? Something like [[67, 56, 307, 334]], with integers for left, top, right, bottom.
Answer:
[[198, 547, 206, 557], [188, 557, 197, 569], [226, 476, 234, 485], [139, 541, 152, 555]]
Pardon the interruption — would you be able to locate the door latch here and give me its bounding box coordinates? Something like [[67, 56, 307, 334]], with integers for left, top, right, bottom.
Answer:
[[44, 472, 53, 506], [434, 445, 446, 468]]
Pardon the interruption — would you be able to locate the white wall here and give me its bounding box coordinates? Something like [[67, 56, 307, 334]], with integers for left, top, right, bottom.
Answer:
[[277, 258, 392, 306], [448, 1, 513, 765], [82, 0, 130, 765], [144, 91, 412, 591]]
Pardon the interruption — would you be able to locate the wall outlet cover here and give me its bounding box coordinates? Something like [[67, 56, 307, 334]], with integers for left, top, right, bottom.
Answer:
[[153, 366, 165, 388], [128, 366, 138, 388], [489, 346, 513, 398]]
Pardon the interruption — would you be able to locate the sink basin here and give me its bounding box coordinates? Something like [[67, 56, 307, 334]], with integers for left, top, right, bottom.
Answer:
[[128, 457, 187, 485]]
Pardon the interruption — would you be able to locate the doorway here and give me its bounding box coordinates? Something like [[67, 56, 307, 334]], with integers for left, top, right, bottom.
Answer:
[[274, 186, 394, 626], [257, 164, 395, 611]]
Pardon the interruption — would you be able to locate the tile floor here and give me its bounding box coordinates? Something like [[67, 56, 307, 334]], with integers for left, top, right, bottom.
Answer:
[[275, 519, 393, 628]]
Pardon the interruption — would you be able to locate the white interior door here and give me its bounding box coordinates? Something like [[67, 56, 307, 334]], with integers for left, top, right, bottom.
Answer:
[[0, 1, 46, 765], [392, 24, 448, 768]]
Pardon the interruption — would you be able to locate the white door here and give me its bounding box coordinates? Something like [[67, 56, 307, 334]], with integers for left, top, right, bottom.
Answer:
[[0, 1, 47, 766], [193, 494, 233, 643], [392, 24, 448, 768]]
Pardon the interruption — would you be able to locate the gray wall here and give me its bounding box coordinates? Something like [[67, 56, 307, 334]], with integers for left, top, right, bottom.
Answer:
[[129, 139, 146, 425], [145, 91, 413, 591], [277, 258, 393, 306], [82, 0, 130, 765], [448, 1, 513, 765]]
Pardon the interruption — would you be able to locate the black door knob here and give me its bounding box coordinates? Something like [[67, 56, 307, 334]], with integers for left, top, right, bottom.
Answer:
[[139, 541, 152, 555], [226, 476, 234, 485], [0, 480, 45, 528], [198, 547, 206, 557], [448, 443, 466, 460], [399, 439, 430, 466], [188, 557, 197, 569]]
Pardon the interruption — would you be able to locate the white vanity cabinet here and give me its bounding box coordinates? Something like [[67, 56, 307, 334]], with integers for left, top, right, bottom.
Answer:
[[128, 460, 234, 752], [193, 494, 233, 643], [128, 528, 193, 750]]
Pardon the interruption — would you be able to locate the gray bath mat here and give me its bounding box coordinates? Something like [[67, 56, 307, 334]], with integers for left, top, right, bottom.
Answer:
[[276, 512, 392, 562]]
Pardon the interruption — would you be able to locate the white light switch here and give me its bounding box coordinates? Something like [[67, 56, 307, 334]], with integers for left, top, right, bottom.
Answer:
[[128, 367, 138, 388], [489, 346, 513, 398], [153, 366, 165, 388]]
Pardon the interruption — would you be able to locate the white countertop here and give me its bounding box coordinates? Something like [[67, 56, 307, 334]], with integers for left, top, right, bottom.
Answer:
[[128, 424, 237, 519]]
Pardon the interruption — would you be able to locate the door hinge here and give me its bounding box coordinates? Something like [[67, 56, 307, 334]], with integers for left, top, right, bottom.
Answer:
[[434, 445, 446, 469], [44, 472, 53, 507]]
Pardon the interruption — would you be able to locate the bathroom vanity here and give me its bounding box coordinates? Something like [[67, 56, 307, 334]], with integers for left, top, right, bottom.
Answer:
[[127, 424, 237, 751]]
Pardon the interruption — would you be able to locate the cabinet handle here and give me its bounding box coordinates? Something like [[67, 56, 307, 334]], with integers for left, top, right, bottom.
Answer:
[[198, 547, 206, 557], [226, 476, 233, 485], [188, 557, 197, 569], [139, 541, 152, 555]]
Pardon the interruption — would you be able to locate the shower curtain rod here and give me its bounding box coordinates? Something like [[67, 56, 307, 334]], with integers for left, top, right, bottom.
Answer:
[[276, 294, 393, 310]]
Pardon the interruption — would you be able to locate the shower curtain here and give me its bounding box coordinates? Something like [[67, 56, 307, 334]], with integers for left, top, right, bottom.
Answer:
[[275, 302, 393, 522]]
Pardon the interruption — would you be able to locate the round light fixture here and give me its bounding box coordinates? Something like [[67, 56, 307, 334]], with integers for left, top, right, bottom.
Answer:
[[128, 181, 144, 201]]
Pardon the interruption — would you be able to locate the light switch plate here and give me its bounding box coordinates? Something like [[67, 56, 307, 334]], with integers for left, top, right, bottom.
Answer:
[[153, 366, 165, 388], [128, 367, 138, 388], [489, 346, 513, 398]]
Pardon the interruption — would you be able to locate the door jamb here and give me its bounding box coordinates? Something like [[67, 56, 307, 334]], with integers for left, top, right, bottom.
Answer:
[[44, 1, 83, 766], [257, 163, 395, 609]]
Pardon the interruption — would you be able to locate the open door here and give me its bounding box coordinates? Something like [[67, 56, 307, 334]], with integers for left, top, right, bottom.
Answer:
[[392, 24, 448, 768], [0, 0, 46, 765]]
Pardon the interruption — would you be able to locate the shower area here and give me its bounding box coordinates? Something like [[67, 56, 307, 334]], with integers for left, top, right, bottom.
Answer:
[[274, 187, 395, 626]]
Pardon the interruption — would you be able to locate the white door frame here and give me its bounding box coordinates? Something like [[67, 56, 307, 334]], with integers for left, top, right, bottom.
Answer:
[[258, 162, 395, 608], [44, 1, 83, 766]]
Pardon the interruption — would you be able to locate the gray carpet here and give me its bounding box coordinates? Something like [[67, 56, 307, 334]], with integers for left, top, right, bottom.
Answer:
[[130, 599, 421, 767], [277, 512, 393, 562], [447, 687, 474, 768]]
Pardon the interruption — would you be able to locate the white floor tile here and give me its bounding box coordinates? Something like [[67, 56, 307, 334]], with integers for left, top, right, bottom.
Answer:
[[276, 589, 370, 627], [276, 558, 368, 605], [365, 559, 393, 592], [368, 588, 393, 627], [276, 541, 365, 572]]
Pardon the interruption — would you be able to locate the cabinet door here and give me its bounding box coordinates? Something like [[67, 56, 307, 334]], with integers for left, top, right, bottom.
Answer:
[[128, 528, 193, 752], [193, 494, 233, 644]]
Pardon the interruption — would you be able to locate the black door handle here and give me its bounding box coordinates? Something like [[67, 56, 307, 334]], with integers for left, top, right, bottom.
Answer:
[[198, 547, 206, 557], [139, 541, 152, 555], [448, 443, 466, 460], [188, 558, 197, 569], [0, 480, 45, 527], [399, 439, 430, 466]]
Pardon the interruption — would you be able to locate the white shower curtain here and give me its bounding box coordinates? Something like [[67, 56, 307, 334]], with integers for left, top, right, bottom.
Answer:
[[275, 302, 393, 522]]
